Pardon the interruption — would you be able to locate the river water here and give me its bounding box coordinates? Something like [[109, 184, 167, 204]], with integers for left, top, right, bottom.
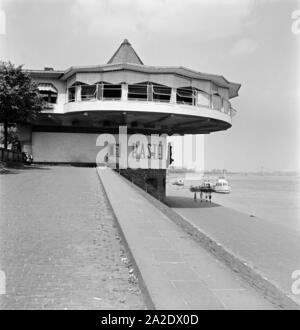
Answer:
[[167, 173, 300, 235]]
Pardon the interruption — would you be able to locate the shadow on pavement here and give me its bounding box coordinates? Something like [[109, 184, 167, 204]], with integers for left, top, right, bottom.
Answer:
[[0, 168, 20, 175], [165, 195, 221, 208], [0, 164, 51, 174]]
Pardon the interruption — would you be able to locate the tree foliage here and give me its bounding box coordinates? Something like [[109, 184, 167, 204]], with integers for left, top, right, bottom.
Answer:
[[0, 62, 43, 148]]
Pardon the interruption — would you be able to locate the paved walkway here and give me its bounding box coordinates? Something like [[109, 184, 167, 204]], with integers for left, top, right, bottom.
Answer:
[[166, 185, 300, 308], [98, 168, 276, 309], [0, 166, 145, 310]]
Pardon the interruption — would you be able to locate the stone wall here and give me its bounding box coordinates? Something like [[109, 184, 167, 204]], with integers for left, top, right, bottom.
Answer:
[[118, 168, 166, 201]]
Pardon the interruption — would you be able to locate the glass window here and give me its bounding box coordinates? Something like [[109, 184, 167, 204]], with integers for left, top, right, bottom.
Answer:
[[68, 87, 76, 102], [39, 91, 57, 104], [197, 91, 210, 107], [38, 83, 58, 105], [223, 100, 230, 114], [81, 85, 96, 101], [212, 94, 222, 110], [103, 84, 121, 99], [128, 84, 148, 100], [176, 88, 194, 105], [153, 85, 171, 102]]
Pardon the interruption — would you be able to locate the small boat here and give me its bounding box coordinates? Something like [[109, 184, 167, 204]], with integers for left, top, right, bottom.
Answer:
[[173, 178, 184, 186], [190, 179, 214, 193], [214, 177, 231, 193]]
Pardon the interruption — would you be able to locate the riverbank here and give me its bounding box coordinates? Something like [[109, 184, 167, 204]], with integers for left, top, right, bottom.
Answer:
[[167, 172, 300, 234], [166, 177, 300, 309], [97, 168, 276, 309]]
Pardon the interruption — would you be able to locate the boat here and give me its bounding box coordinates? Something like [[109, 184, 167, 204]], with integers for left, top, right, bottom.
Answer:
[[214, 177, 231, 193], [190, 179, 214, 193], [173, 178, 184, 186]]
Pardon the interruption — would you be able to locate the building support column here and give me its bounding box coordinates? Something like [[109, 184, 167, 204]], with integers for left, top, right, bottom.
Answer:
[[147, 85, 153, 102], [193, 90, 197, 106], [171, 88, 177, 104], [75, 85, 81, 102], [97, 83, 103, 100], [121, 84, 128, 101]]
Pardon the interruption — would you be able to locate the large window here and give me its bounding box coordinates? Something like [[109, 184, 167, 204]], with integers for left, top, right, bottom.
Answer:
[[81, 84, 97, 101], [68, 86, 76, 102], [176, 88, 195, 106], [128, 84, 148, 101], [196, 90, 210, 107], [212, 94, 222, 110], [223, 99, 231, 114], [103, 84, 121, 99], [153, 84, 171, 102]]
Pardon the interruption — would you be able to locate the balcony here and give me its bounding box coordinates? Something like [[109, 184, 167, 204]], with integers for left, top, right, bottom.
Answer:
[[65, 83, 236, 118]]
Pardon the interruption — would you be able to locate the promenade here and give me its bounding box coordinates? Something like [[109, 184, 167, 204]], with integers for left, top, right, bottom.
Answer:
[[98, 168, 276, 309], [0, 166, 145, 310], [166, 184, 300, 309], [0, 165, 283, 309]]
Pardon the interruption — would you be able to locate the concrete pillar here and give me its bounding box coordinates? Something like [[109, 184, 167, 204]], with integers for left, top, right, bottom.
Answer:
[[147, 85, 153, 102], [75, 85, 81, 102], [121, 84, 128, 101], [97, 83, 103, 100], [193, 90, 197, 106], [171, 88, 177, 104]]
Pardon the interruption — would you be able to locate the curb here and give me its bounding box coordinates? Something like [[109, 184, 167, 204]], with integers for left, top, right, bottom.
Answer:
[[96, 168, 155, 310]]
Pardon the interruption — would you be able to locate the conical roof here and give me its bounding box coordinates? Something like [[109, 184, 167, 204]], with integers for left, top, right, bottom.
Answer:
[[107, 39, 144, 65]]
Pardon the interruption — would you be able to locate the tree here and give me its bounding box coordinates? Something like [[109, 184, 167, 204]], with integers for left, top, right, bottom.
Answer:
[[0, 124, 20, 150], [0, 62, 43, 149]]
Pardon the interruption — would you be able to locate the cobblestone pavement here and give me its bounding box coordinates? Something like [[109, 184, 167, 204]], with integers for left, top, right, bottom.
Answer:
[[0, 166, 146, 310]]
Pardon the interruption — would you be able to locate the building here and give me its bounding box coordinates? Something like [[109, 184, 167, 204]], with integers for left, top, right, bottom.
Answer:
[[18, 39, 241, 199]]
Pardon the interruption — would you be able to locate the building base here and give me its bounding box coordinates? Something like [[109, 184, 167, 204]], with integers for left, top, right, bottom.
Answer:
[[118, 168, 166, 201]]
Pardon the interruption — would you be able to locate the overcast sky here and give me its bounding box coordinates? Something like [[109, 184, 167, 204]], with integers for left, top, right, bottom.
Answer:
[[0, 0, 299, 172]]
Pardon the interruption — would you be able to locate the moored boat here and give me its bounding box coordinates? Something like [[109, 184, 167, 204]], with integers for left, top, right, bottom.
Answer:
[[214, 177, 231, 193]]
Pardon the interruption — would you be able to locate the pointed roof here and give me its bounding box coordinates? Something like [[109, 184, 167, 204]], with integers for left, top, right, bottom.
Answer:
[[107, 39, 144, 65]]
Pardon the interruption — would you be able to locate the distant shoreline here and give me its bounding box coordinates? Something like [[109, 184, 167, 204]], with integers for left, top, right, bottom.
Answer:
[[167, 169, 299, 177]]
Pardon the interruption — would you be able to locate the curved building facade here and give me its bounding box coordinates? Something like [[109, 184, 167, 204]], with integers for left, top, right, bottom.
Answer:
[[21, 39, 241, 199]]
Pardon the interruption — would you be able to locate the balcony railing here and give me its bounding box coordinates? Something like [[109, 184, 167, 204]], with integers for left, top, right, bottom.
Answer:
[[67, 83, 237, 118]]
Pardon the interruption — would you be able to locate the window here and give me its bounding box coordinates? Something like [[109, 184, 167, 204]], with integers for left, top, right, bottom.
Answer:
[[68, 86, 76, 102], [197, 91, 210, 107], [128, 84, 148, 101], [212, 94, 222, 110], [103, 84, 121, 99], [153, 84, 171, 102], [38, 83, 57, 106], [223, 99, 230, 114], [177, 88, 195, 105], [81, 84, 97, 101]]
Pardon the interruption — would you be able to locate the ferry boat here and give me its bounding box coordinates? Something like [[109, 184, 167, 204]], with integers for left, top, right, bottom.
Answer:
[[214, 177, 231, 194]]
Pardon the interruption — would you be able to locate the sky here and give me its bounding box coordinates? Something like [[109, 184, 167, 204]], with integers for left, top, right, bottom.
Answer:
[[0, 0, 299, 172]]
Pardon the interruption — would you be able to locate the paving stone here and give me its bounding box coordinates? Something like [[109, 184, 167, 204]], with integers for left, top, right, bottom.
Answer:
[[0, 166, 146, 310], [172, 280, 225, 310]]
